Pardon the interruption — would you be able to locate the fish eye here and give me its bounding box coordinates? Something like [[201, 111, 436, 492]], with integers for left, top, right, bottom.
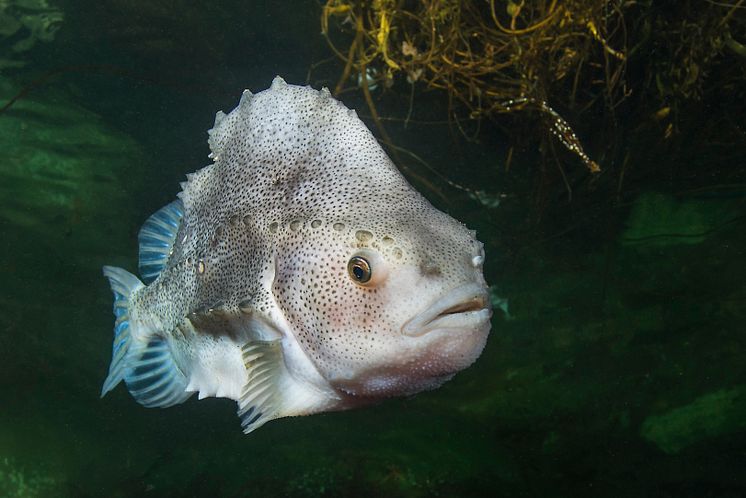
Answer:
[[347, 256, 372, 284]]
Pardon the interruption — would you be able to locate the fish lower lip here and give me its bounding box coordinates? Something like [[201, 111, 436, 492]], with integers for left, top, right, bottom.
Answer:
[[402, 283, 491, 337]]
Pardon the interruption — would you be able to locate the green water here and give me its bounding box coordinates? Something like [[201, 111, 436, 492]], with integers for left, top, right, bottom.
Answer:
[[1, 2, 745, 497]]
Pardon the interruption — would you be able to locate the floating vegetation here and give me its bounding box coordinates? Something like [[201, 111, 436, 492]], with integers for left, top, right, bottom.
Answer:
[[321, 0, 629, 173], [321, 0, 746, 177]]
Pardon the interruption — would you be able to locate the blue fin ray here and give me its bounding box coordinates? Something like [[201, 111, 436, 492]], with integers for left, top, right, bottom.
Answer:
[[102, 266, 193, 409], [101, 266, 143, 396], [138, 200, 184, 284], [123, 338, 192, 408]]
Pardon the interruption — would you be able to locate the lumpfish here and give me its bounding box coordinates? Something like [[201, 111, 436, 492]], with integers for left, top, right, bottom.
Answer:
[[101, 77, 491, 434]]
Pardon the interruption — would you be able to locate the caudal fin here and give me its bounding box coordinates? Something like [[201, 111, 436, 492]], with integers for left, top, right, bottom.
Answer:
[[101, 266, 192, 408], [101, 266, 144, 396]]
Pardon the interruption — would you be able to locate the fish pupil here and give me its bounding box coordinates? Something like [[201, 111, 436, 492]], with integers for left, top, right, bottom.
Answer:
[[353, 266, 365, 280]]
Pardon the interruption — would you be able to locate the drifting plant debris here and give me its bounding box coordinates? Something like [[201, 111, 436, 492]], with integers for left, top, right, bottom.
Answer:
[[321, 0, 746, 180]]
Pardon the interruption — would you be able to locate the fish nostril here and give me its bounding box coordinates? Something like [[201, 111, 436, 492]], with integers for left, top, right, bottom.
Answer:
[[470, 240, 485, 268]]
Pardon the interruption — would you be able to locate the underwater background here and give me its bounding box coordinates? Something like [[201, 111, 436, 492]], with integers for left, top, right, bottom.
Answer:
[[1, 1, 745, 497]]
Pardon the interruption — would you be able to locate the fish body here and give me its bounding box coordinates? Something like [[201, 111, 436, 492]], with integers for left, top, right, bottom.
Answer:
[[102, 77, 491, 433]]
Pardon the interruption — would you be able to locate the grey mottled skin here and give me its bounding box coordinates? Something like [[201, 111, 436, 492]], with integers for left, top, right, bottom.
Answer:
[[107, 77, 492, 429]]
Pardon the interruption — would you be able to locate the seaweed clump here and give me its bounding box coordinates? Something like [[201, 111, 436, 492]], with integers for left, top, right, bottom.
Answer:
[[322, 0, 629, 174], [321, 0, 746, 181]]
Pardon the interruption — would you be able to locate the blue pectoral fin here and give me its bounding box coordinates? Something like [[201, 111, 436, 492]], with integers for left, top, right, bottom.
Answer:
[[124, 338, 192, 408], [102, 266, 192, 408], [138, 200, 183, 284]]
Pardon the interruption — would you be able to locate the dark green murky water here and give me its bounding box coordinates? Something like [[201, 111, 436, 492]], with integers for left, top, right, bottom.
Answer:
[[1, 2, 745, 497]]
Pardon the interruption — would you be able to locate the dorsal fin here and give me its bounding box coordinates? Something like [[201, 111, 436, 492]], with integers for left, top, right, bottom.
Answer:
[[138, 200, 183, 284]]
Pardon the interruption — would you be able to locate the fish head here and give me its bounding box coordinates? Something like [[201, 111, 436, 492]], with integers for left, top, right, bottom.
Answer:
[[271, 201, 491, 401]]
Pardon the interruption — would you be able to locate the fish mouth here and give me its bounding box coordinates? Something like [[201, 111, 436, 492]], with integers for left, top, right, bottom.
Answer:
[[402, 283, 491, 337]]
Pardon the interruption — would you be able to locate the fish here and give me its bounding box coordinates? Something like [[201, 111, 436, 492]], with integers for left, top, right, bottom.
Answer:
[[101, 76, 492, 434]]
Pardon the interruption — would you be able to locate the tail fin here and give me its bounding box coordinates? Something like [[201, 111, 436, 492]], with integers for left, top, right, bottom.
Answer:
[[101, 266, 192, 408], [101, 266, 144, 396]]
